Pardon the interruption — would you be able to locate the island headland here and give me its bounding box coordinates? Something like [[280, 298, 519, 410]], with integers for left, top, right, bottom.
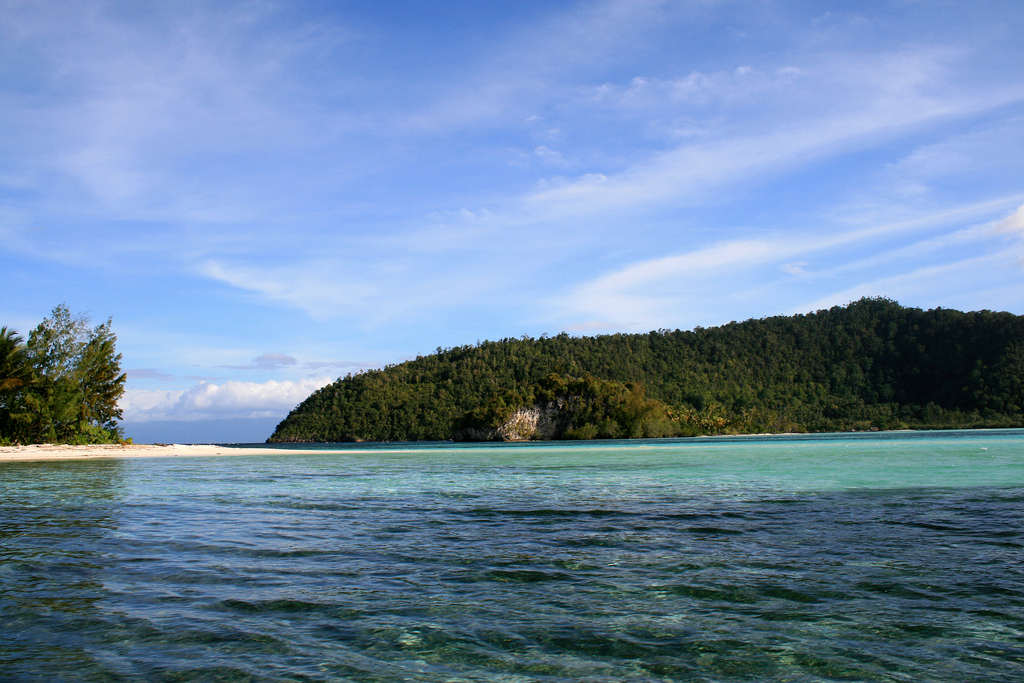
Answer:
[[268, 298, 1024, 443]]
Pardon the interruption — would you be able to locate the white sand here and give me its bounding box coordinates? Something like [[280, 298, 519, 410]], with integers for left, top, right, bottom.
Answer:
[[0, 443, 325, 462]]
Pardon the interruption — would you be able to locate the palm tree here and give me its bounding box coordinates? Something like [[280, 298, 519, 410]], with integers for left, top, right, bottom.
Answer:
[[0, 326, 32, 393], [1, 326, 34, 441]]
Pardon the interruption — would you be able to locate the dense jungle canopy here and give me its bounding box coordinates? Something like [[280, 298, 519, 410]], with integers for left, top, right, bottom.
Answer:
[[268, 298, 1024, 443]]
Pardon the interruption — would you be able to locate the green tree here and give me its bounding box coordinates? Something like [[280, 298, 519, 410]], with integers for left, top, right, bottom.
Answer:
[[17, 305, 127, 444], [76, 320, 126, 432], [0, 327, 34, 441], [0, 327, 31, 393]]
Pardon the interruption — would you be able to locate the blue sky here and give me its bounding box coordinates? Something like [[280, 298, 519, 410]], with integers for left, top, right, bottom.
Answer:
[[2, 0, 1023, 443]]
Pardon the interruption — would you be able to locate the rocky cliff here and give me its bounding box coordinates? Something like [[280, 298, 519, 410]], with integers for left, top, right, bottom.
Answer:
[[453, 400, 571, 441]]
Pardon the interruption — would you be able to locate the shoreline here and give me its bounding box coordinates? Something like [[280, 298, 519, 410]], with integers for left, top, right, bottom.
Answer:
[[4, 427, 1018, 462], [0, 443, 326, 463]]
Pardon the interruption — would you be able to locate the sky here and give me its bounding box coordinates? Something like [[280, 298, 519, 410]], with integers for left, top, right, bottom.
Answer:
[[2, 0, 1023, 443]]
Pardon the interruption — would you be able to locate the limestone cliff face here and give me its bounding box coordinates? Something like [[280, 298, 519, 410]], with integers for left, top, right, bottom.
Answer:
[[495, 403, 563, 441], [453, 400, 573, 441]]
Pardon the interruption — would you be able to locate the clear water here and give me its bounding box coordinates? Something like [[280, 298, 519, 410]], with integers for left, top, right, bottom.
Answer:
[[2, 430, 1023, 681]]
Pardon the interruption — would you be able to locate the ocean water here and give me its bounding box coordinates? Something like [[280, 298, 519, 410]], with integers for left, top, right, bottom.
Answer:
[[2, 431, 1023, 682]]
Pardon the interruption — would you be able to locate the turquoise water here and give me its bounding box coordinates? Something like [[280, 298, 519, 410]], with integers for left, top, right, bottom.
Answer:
[[2, 430, 1023, 681]]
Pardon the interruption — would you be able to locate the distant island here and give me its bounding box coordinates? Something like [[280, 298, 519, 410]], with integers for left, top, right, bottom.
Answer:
[[268, 298, 1024, 443]]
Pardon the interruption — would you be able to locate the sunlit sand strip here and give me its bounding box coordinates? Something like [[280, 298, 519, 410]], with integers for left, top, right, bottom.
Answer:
[[0, 444, 331, 462]]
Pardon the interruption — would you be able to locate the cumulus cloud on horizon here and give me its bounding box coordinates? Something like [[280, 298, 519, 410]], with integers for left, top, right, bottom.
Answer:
[[120, 377, 333, 423]]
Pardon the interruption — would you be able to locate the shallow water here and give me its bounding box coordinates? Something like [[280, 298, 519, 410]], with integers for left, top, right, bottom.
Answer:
[[2, 430, 1023, 681]]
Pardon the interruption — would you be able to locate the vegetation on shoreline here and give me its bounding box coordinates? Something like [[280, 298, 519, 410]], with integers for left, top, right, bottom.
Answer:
[[0, 305, 127, 445], [451, 373, 680, 441], [269, 298, 1024, 443]]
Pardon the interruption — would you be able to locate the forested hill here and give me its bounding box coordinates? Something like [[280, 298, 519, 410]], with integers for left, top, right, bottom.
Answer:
[[268, 298, 1024, 442]]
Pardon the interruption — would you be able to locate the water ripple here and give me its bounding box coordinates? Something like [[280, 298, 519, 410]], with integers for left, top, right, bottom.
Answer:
[[3, 433, 1024, 681]]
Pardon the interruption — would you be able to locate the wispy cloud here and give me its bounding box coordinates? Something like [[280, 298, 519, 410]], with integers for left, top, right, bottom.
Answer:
[[395, 0, 688, 133], [199, 260, 379, 320], [523, 52, 1022, 222], [797, 250, 1022, 315], [303, 359, 372, 371], [199, 252, 526, 325], [125, 368, 175, 381], [993, 204, 1024, 236], [190, 38, 1023, 327], [555, 198, 1024, 330], [221, 352, 298, 371]]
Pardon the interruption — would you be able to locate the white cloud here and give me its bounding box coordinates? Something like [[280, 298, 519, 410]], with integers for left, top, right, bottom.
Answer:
[[121, 377, 333, 422], [796, 250, 1020, 314], [125, 368, 175, 381], [525, 73, 1022, 223], [222, 352, 298, 371], [397, 0, 688, 132], [199, 249, 526, 325], [557, 238, 787, 327], [555, 197, 1024, 330], [533, 145, 573, 168], [200, 260, 378, 320], [592, 63, 809, 109], [565, 320, 618, 332], [993, 204, 1024, 235], [991, 203, 1024, 270]]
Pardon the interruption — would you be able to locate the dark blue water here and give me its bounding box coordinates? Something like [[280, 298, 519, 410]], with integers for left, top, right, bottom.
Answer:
[[2, 431, 1023, 681]]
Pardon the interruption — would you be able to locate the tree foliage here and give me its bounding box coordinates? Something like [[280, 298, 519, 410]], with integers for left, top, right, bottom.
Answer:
[[269, 298, 1024, 443], [453, 373, 677, 441], [0, 327, 34, 439], [0, 305, 127, 444]]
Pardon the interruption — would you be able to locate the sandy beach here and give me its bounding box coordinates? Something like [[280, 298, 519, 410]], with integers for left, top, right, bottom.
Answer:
[[0, 443, 321, 462]]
